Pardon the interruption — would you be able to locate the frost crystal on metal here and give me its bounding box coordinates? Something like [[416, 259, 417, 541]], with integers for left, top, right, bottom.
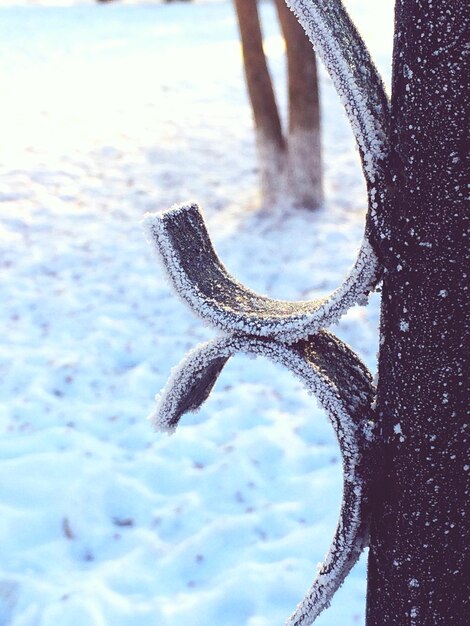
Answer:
[[142, 1, 392, 624]]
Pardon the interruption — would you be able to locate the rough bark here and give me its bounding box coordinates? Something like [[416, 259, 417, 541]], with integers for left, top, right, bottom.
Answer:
[[234, 0, 286, 204], [367, 2, 470, 624], [274, 0, 323, 209]]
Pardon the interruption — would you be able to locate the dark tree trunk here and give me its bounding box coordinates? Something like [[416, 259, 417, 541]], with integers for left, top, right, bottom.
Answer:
[[367, 2, 469, 624], [274, 0, 322, 209], [233, 0, 286, 204]]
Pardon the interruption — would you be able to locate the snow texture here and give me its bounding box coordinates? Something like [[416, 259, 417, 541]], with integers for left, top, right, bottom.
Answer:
[[143, 202, 380, 344], [151, 331, 376, 626]]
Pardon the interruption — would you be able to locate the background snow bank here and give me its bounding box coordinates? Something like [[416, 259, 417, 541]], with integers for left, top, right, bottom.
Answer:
[[0, 1, 392, 624]]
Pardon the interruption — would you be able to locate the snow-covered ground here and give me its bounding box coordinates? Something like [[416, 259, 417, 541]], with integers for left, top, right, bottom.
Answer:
[[0, 1, 393, 624]]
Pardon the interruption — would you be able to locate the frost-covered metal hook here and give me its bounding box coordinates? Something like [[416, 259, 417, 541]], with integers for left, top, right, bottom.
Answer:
[[143, 1, 391, 623], [143, 0, 393, 344], [147, 331, 376, 626], [143, 202, 378, 625], [144, 202, 378, 344]]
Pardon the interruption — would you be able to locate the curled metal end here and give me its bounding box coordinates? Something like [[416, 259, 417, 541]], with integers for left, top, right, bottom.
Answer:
[[143, 203, 380, 344], [150, 331, 376, 626]]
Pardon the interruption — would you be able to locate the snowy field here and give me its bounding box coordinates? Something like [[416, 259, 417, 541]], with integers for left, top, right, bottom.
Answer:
[[0, 1, 393, 624]]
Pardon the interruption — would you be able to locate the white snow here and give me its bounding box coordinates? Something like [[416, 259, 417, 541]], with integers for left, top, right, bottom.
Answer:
[[0, 1, 392, 625]]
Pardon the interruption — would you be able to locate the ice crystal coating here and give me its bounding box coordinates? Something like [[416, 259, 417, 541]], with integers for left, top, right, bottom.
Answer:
[[150, 331, 376, 626], [143, 203, 380, 343], [142, 2, 391, 623]]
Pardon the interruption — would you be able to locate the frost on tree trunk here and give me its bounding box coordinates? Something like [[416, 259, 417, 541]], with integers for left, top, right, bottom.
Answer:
[[367, 2, 470, 624], [274, 0, 323, 209], [234, 0, 286, 205]]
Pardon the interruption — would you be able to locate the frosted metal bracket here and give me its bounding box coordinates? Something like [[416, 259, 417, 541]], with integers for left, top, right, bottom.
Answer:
[[142, 0, 393, 622]]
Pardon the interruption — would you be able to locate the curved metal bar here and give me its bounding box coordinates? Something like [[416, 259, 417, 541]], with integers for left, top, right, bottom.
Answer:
[[143, 203, 379, 344], [150, 330, 376, 626], [143, 2, 394, 339]]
